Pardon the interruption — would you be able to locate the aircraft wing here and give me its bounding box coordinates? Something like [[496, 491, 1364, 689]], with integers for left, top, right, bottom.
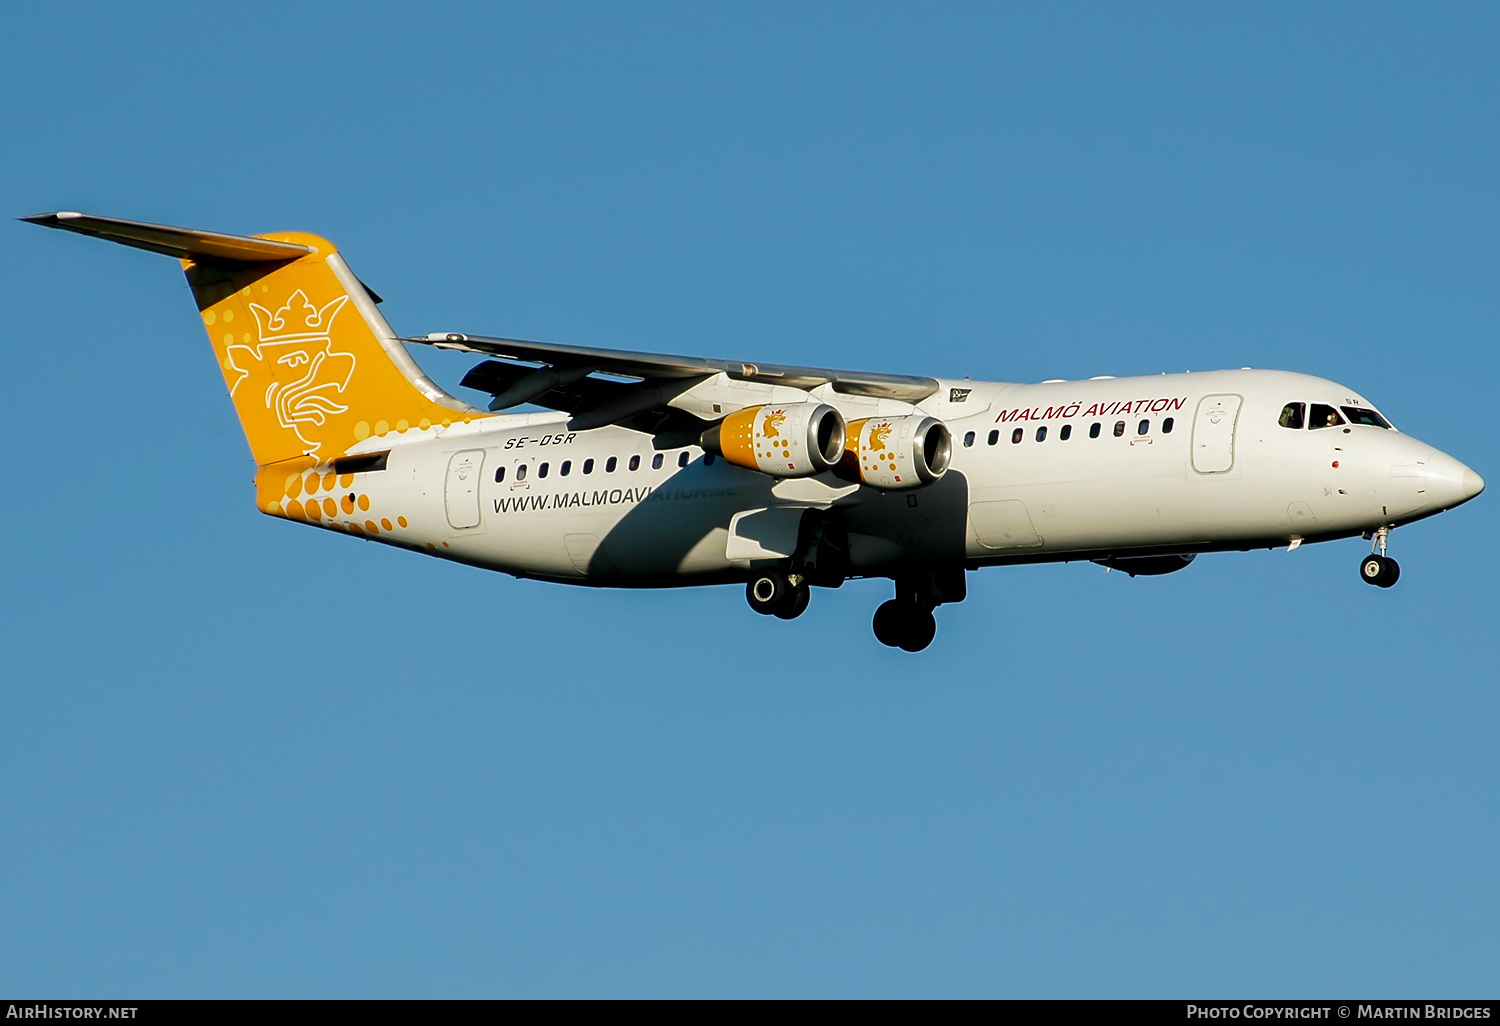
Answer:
[[408, 331, 940, 433]]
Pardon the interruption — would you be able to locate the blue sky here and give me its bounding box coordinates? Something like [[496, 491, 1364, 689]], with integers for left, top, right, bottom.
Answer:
[[1, 2, 1496, 997]]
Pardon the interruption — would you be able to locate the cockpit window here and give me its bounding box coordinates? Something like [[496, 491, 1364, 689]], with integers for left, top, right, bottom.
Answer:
[[1309, 403, 1344, 429], [1341, 406, 1391, 429], [1278, 403, 1305, 429]]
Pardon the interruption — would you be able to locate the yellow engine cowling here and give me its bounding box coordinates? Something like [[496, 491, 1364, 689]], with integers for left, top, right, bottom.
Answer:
[[703, 403, 846, 477], [840, 415, 952, 489]]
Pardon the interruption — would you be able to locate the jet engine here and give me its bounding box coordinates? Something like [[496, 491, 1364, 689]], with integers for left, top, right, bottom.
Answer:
[[702, 403, 846, 478], [840, 415, 952, 490]]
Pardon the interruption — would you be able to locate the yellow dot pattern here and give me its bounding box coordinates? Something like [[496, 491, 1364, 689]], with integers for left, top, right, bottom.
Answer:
[[255, 458, 415, 541]]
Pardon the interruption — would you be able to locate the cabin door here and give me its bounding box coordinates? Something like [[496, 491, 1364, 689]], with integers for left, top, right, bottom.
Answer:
[[1191, 394, 1242, 474], [444, 449, 485, 529]]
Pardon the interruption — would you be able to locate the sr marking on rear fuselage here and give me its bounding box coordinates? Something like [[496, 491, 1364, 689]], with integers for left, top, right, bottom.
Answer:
[[502, 433, 576, 450]]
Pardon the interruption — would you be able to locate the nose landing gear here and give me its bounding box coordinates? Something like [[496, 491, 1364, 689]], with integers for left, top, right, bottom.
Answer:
[[1359, 526, 1400, 588]]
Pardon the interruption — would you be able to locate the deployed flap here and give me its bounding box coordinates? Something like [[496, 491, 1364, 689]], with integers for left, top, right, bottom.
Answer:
[[416, 332, 940, 405], [21, 211, 312, 263]]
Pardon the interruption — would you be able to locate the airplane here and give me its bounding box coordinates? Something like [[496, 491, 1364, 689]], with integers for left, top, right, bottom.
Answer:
[[24, 211, 1485, 651]]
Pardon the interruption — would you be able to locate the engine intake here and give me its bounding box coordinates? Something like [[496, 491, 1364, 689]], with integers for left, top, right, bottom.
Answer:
[[702, 403, 846, 478], [840, 415, 952, 489]]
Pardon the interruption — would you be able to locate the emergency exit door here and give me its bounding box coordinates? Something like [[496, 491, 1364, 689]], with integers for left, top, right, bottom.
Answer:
[[1191, 394, 1242, 474]]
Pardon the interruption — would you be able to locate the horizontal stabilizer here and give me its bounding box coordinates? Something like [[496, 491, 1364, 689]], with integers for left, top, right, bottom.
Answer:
[[21, 211, 312, 263]]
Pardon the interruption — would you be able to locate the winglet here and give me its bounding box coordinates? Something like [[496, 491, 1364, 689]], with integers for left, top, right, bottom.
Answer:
[[21, 211, 312, 263]]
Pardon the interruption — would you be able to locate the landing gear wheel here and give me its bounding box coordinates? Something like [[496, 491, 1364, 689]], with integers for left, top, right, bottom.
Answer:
[[872, 600, 905, 647], [872, 601, 937, 651], [747, 571, 788, 614], [898, 608, 937, 652], [774, 582, 811, 620], [1360, 554, 1400, 588]]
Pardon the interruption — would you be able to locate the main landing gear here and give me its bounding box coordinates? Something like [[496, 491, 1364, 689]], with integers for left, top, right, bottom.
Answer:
[[747, 569, 811, 620], [872, 600, 936, 652], [871, 568, 966, 653], [1359, 526, 1400, 588]]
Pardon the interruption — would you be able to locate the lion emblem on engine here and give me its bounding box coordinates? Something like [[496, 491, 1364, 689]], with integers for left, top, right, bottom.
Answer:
[[868, 421, 893, 453], [761, 408, 787, 438]]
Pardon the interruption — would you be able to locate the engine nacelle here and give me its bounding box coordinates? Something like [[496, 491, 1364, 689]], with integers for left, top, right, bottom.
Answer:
[[840, 415, 952, 490], [702, 403, 846, 478]]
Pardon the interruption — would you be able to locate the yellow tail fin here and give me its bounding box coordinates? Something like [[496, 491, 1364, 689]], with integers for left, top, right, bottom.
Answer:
[[186, 231, 482, 467], [23, 212, 485, 469]]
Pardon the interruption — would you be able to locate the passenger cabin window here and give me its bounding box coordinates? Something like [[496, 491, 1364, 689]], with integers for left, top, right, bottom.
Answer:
[[1138, 419, 1149, 435], [1310, 403, 1344, 430], [561, 460, 572, 476], [628, 455, 640, 471], [1060, 424, 1071, 440], [1011, 428, 1023, 444], [1342, 406, 1391, 429], [652, 453, 664, 469], [987, 430, 999, 445], [606, 456, 618, 472], [1113, 421, 1126, 437], [538, 462, 549, 479], [678, 451, 690, 467], [583, 458, 595, 475], [1162, 417, 1174, 433], [516, 464, 527, 481], [963, 431, 975, 447], [1089, 423, 1101, 439], [1035, 426, 1047, 442], [1279, 403, 1306, 429], [494, 466, 505, 483]]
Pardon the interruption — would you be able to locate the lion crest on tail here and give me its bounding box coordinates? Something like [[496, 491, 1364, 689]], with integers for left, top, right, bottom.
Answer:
[[226, 290, 356, 456]]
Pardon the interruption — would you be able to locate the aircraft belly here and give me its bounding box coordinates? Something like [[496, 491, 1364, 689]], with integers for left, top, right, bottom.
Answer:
[[843, 473, 969, 568], [962, 471, 1184, 553]]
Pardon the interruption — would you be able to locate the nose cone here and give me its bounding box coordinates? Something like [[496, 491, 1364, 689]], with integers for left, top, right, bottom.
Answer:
[[1463, 467, 1485, 501], [1425, 452, 1484, 509]]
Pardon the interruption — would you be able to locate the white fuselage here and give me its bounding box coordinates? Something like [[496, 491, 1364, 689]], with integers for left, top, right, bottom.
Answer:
[[314, 369, 1480, 584]]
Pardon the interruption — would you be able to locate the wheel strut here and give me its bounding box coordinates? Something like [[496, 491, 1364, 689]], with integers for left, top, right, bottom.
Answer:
[[1359, 527, 1400, 589]]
